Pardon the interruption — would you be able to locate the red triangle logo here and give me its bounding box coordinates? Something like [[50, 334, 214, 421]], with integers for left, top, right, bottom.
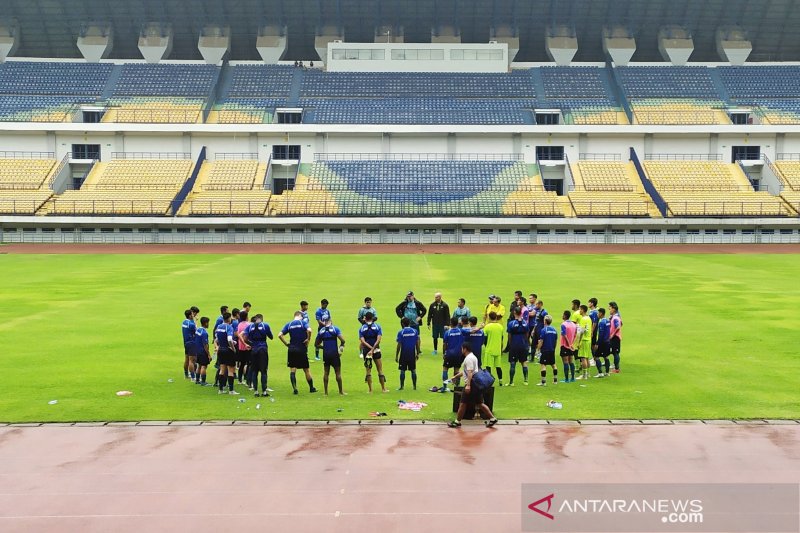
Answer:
[[528, 493, 555, 520]]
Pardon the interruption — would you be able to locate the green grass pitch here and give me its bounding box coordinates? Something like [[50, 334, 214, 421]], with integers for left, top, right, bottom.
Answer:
[[1, 252, 798, 423]]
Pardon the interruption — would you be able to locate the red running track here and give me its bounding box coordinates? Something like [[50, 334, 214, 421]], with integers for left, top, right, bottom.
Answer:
[[0, 423, 798, 533]]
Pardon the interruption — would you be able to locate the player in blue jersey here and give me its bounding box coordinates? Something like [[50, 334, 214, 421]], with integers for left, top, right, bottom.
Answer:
[[587, 297, 600, 372], [506, 308, 530, 386], [535, 315, 559, 386], [299, 301, 310, 327], [193, 317, 211, 386], [441, 317, 465, 392], [214, 312, 239, 395], [181, 309, 197, 380], [314, 299, 332, 361], [395, 318, 420, 391], [212, 305, 228, 387], [315, 318, 346, 396], [359, 312, 387, 393], [593, 308, 611, 378], [466, 316, 486, 368], [242, 314, 273, 396], [279, 311, 317, 395]]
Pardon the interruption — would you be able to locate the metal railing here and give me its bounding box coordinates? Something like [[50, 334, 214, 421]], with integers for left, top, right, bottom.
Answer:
[[213, 153, 259, 160], [185, 200, 269, 216], [568, 183, 636, 192], [777, 153, 800, 161], [0, 200, 45, 215], [47, 152, 73, 188], [0, 151, 55, 159], [315, 153, 524, 161], [269, 200, 562, 217], [48, 199, 177, 216], [665, 201, 790, 217], [111, 152, 191, 160], [763, 153, 791, 191], [215, 109, 271, 124], [567, 200, 651, 217], [578, 153, 622, 161], [0, 108, 77, 123], [644, 154, 723, 161]]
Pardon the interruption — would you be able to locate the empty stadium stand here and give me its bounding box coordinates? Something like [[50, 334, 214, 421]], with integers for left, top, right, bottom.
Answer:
[[181, 159, 272, 216], [643, 158, 794, 217], [46, 156, 194, 216], [568, 159, 658, 217], [269, 156, 566, 217], [210, 65, 293, 124], [0, 155, 57, 215], [718, 66, 800, 124], [106, 63, 220, 124]]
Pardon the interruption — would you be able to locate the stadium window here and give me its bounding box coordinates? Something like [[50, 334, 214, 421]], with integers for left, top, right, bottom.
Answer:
[[760, 229, 775, 235], [272, 145, 300, 160], [516, 229, 530, 235], [536, 229, 550, 235], [611, 229, 625, 235], [41, 227, 55, 233], [723, 229, 736, 235], [535, 112, 560, 125], [194, 228, 209, 233], [686, 229, 700, 235], [59, 227, 74, 232], [442, 228, 456, 235], [290, 228, 304, 233], [253, 228, 266, 234], [704, 229, 719, 235], [23, 227, 37, 233], [118, 228, 133, 233], [347, 229, 361, 234], [461, 229, 475, 234], [629, 229, 643, 235], [480, 229, 494, 235], [647, 229, 662, 235], [271, 228, 285, 233], [731, 145, 760, 162], [666, 229, 680, 235], [405, 229, 419, 234], [780, 229, 794, 235], [386, 229, 400, 234], [555, 229, 569, 235], [2, 227, 17, 232], [80, 228, 95, 233], [574, 229, 587, 235], [536, 146, 564, 161], [310, 228, 324, 233], [591, 229, 606, 235], [158, 228, 172, 234], [329, 228, 343, 234], [72, 144, 101, 160], [276, 111, 302, 124], [177, 228, 190, 233], [423, 229, 437, 234], [498, 229, 512, 235], [365, 228, 379, 234], [101, 228, 115, 233], [82, 110, 102, 123], [234, 228, 249, 233]]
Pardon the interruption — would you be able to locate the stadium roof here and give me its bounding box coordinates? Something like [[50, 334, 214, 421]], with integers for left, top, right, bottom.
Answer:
[[5, 0, 800, 62]]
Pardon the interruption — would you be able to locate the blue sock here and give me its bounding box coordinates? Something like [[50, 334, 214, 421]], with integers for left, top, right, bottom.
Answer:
[[563, 363, 569, 379], [569, 363, 575, 380], [441, 370, 448, 386], [411, 371, 417, 389], [614, 355, 620, 370], [509, 362, 516, 384], [290, 372, 297, 391], [400, 370, 406, 388], [604, 358, 610, 374], [522, 366, 529, 381]]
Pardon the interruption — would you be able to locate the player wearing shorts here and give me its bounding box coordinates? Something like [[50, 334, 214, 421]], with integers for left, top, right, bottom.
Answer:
[[506, 308, 530, 386], [535, 315, 559, 386], [483, 311, 505, 386], [214, 312, 239, 395], [359, 312, 387, 393], [279, 312, 317, 395], [395, 317, 420, 391], [193, 317, 211, 386], [575, 305, 593, 380], [441, 317, 464, 392], [243, 314, 273, 396], [212, 306, 228, 387], [530, 300, 548, 359], [181, 309, 197, 380], [560, 310, 577, 383], [426, 293, 450, 355], [315, 319, 345, 396], [593, 308, 611, 377], [608, 301, 623, 373]]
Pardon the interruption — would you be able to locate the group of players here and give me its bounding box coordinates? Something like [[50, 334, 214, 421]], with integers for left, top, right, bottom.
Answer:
[[178, 290, 623, 399]]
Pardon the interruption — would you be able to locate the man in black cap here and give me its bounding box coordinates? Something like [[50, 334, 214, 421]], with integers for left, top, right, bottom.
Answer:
[[395, 291, 427, 334]]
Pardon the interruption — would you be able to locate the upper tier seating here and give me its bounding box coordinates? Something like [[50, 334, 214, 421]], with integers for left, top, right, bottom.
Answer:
[[0, 61, 112, 96], [0, 157, 57, 214], [616, 66, 720, 99], [643, 160, 793, 217], [112, 64, 219, 97], [540, 66, 612, 99], [718, 66, 800, 100], [226, 65, 294, 97]]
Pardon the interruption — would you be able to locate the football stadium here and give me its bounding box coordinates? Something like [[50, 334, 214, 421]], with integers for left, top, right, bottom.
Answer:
[[0, 1, 799, 531]]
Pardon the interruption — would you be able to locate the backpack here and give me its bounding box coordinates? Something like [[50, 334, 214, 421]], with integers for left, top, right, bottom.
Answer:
[[471, 369, 495, 392]]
